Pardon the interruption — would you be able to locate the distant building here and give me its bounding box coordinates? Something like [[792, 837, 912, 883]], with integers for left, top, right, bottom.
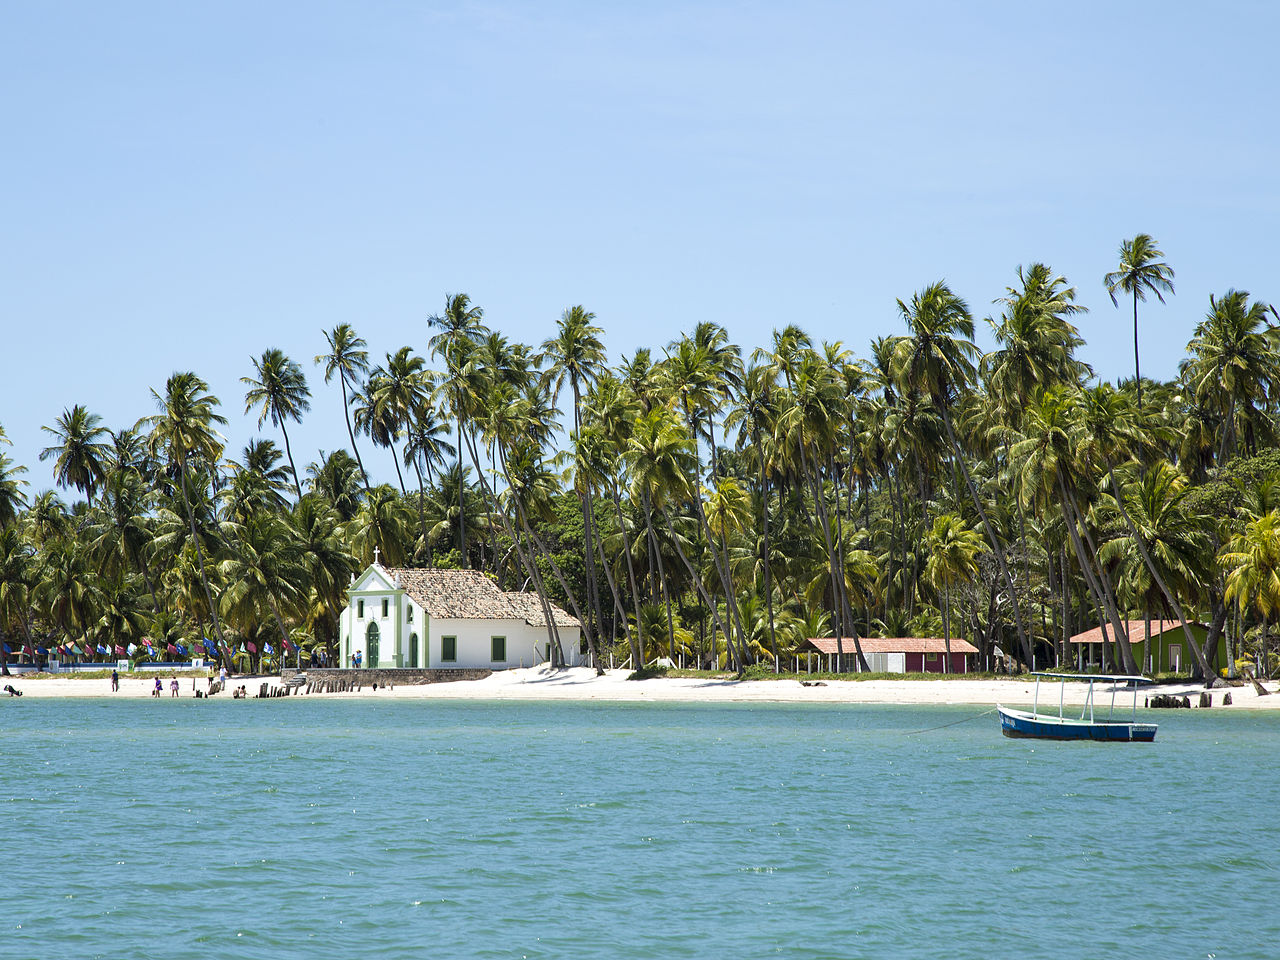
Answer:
[[338, 563, 582, 670], [800, 637, 978, 674], [1069, 620, 1217, 674]]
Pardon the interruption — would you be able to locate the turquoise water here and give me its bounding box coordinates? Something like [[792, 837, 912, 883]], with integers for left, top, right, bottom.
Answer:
[[3, 699, 1278, 959]]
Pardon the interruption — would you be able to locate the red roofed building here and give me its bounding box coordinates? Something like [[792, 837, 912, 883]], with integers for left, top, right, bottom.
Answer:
[[799, 637, 978, 674]]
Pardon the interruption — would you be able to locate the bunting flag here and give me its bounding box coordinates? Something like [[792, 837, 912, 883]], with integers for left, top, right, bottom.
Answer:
[[115, 645, 126, 656], [127, 643, 138, 656], [264, 643, 274, 655], [2, 643, 9, 654], [38, 646, 48, 656], [142, 638, 153, 648], [96, 644, 109, 655], [246, 642, 257, 654], [176, 644, 187, 657], [166, 643, 179, 655], [238, 644, 247, 655]]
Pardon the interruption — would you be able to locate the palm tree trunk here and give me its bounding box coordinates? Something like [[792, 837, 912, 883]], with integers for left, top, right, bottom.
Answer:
[[641, 490, 676, 660], [609, 480, 645, 670], [756, 434, 778, 658], [279, 420, 303, 500], [340, 375, 371, 493], [1133, 289, 1142, 414]]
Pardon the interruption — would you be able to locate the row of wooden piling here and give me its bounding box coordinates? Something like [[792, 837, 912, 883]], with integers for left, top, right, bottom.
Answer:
[[249, 676, 365, 697], [1147, 691, 1234, 708]]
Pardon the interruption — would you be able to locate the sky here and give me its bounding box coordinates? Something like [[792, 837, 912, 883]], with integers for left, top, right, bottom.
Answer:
[[2, 1, 1277, 496]]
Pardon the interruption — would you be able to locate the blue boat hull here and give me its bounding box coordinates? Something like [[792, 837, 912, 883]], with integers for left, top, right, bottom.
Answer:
[[998, 705, 1157, 742]]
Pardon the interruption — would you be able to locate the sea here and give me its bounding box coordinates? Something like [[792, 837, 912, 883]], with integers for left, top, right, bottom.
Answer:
[[3, 697, 1278, 960]]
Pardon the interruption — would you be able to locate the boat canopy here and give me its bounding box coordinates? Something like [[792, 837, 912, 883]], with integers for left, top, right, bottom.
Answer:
[[1030, 672, 1153, 684]]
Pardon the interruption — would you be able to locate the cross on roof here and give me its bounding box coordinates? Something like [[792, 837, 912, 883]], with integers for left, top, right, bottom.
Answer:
[[373, 546, 381, 565]]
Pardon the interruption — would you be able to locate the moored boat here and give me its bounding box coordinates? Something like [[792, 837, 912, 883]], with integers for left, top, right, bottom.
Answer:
[[997, 673, 1157, 742]]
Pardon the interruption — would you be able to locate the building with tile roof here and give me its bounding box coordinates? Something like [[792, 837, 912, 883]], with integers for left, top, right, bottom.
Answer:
[[338, 563, 583, 670], [799, 637, 978, 673]]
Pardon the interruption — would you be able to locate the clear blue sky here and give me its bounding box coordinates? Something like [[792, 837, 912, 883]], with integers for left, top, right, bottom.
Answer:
[[2, 1, 1276, 495]]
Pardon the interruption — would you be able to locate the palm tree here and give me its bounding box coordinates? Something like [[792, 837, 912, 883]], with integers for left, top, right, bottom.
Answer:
[[0, 449, 28, 530], [0, 526, 35, 676], [1104, 234, 1175, 414], [1222, 510, 1280, 675], [892, 281, 1033, 667], [924, 513, 983, 672], [316, 323, 372, 491], [428, 293, 488, 565], [242, 348, 311, 499], [543, 306, 609, 643], [402, 398, 456, 563], [39, 404, 111, 505], [143, 372, 230, 657], [1180, 290, 1278, 463], [292, 494, 358, 662], [306, 449, 364, 522], [219, 511, 310, 656]]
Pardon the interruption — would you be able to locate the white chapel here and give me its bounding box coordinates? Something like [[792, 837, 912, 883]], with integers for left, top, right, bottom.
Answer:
[[338, 562, 583, 670]]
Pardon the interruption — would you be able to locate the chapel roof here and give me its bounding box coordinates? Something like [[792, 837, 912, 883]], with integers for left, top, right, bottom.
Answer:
[[380, 566, 580, 628]]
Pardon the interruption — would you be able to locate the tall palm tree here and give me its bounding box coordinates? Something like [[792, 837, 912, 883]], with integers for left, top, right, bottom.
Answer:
[[892, 281, 1032, 667], [1180, 290, 1278, 463], [316, 323, 372, 491], [143, 372, 230, 657], [242, 348, 311, 499], [428, 293, 488, 566], [40, 404, 111, 505], [542, 306, 609, 643], [1104, 234, 1175, 414]]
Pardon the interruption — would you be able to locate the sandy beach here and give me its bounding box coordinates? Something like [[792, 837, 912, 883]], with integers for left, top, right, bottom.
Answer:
[[3, 667, 1278, 709]]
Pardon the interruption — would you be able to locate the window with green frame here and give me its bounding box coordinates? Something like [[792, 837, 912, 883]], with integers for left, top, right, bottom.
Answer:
[[441, 636, 457, 662], [491, 636, 506, 662]]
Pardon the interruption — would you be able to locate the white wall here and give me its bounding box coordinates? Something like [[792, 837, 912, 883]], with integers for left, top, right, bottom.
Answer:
[[429, 618, 582, 669]]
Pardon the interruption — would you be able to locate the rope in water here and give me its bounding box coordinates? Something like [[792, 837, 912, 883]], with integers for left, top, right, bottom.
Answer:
[[903, 707, 997, 736]]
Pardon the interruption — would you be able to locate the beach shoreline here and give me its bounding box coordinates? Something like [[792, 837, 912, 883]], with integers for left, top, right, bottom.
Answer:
[[4, 667, 1278, 709]]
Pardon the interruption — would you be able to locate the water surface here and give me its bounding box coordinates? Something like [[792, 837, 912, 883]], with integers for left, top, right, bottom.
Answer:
[[3, 698, 1277, 959]]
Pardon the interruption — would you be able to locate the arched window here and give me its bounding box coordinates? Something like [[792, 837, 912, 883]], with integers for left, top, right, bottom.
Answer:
[[408, 632, 419, 668], [366, 622, 380, 668]]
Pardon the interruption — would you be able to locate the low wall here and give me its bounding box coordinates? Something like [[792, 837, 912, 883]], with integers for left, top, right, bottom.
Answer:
[[298, 668, 491, 686]]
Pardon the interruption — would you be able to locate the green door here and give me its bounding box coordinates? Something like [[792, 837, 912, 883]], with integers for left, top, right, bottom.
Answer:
[[408, 633, 418, 668], [366, 622, 380, 668]]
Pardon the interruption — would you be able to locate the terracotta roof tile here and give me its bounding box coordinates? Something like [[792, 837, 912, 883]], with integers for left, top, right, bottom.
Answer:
[[802, 637, 979, 655], [1068, 620, 1205, 645]]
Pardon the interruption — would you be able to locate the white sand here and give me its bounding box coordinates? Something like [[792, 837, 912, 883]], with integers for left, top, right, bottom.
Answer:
[[4, 667, 1278, 709]]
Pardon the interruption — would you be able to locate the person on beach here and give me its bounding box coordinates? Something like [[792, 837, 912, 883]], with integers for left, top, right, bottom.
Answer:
[[111, 669, 119, 693], [153, 677, 162, 697], [170, 678, 179, 697]]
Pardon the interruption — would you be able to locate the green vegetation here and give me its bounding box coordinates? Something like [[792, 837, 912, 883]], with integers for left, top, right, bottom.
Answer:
[[2, 236, 1279, 681]]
